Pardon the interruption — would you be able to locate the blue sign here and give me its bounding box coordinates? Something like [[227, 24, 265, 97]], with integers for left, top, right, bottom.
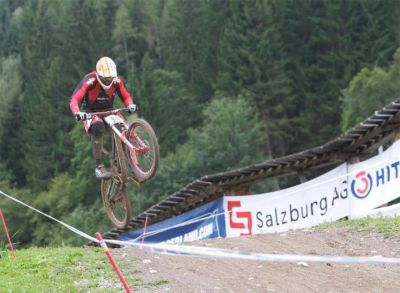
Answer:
[[120, 198, 226, 243]]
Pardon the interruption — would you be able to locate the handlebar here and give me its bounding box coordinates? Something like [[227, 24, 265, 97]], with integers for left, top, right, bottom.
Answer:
[[77, 108, 130, 121], [87, 108, 130, 118]]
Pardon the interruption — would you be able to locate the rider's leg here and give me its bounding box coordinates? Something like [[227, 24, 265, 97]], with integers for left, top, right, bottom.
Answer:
[[91, 121, 111, 178], [91, 121, 105, 164]]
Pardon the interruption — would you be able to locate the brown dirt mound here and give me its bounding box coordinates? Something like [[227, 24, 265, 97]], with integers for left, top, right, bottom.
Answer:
[[113, 227, 400, 292]]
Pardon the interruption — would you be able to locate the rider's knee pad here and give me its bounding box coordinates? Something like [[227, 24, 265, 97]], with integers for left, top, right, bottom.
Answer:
[[91, 121, 105, 137]]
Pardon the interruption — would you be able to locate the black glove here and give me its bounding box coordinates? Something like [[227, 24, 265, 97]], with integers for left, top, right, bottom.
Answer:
[[75, 112, 87, 121]]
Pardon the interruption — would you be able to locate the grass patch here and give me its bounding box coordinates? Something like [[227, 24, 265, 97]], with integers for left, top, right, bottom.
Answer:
[[317, 216, 400, 238], [0, 246, 147, 292]]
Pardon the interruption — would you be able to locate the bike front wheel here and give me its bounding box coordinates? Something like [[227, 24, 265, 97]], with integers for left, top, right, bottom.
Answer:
[[125, 118, 160, 182], [101, 178, 132, 229]]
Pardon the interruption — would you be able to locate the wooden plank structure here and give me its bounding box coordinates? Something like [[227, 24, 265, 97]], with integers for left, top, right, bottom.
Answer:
[[102, 100, 400, 241]]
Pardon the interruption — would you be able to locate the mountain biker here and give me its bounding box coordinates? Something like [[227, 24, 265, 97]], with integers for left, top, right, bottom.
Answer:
[[70, 56, 137, 179]]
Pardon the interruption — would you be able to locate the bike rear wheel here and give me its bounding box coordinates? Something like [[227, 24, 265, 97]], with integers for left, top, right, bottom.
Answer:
[[101, 132, 131, 229], [125, 118, 160, 182], [101, 178, 131, 229]]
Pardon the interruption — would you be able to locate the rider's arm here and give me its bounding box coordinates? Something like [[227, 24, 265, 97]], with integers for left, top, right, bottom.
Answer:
[[115, 77, 134, 107], [70, 76, 96, 114]]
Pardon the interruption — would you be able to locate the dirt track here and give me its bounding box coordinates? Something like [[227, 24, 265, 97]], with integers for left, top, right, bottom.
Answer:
[[113, 227, 400, 292]]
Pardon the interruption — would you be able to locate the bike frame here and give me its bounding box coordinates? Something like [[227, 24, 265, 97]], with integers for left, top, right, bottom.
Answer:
[[86, 108, 149, 164], [93, 108, 158, 229]]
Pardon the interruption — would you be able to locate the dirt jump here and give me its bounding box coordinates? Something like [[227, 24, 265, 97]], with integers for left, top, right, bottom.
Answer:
[[113, 226, 400, 292]]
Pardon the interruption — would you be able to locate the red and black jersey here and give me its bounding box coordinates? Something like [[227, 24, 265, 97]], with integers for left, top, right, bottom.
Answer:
[[70, 71, 134, 114]]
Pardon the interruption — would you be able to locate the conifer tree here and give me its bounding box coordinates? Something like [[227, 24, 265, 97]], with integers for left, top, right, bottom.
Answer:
[[129, 54, 200, 154], [215, 0, 295, 157], [112, 0, 149, 76], [162, 0, 227, 102]]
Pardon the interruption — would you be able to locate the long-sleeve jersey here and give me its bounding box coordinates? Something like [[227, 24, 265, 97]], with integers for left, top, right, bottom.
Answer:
[[70, 71, 134, 114]]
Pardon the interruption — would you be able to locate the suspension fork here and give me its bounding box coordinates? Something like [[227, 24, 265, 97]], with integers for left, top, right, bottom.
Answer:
[[110, 124, 149, 155], [110, 124, 134, 149]]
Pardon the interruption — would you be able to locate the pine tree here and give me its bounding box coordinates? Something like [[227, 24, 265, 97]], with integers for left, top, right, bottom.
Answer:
[[162, 0, 227, 102], [0, 0, 11, 56], [215, 0, 295, 157], [112, 0, 149, 76], [129, 54, 200, 154], [0, 56, 23, 183]]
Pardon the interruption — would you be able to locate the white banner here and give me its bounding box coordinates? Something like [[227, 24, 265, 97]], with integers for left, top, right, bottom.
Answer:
[[224, 163, 349, 237], [348, 140, 400, 218], [351, 203, 400, 219]]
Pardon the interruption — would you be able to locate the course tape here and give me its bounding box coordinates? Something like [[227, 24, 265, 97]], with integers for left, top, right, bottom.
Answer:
[[1, 188, 400, 265], [0, 189, 99, 244], [105, 239, 400, 265]]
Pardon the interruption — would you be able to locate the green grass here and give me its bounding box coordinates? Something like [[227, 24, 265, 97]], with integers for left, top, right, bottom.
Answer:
[[0, 246, 152, 292], [317, 216, 400, 238]]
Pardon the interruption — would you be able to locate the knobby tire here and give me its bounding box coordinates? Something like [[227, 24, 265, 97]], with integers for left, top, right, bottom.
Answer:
[[126, 118, 160, 182], [101, 132, 132, 229]]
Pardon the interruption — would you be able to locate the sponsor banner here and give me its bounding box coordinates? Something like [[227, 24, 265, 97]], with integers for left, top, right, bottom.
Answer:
[[224, 163, 349, 237], [119, 198, 225, 244], [351, 203, 400, 219], [348, 140, 400, 217]]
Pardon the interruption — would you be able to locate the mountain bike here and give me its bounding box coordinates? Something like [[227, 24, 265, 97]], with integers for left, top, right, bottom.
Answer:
[[84, 108, 159, 229]]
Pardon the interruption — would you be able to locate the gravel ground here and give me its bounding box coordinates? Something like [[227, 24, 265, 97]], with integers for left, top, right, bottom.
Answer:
[[111, 227, 400, 292]]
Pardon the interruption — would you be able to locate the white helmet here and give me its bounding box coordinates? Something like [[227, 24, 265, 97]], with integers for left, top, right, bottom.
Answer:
[[96, 57, 117, 90]]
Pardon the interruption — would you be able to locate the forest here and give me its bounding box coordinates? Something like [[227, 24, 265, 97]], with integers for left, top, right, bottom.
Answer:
[[0, 0, 399, 247]]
